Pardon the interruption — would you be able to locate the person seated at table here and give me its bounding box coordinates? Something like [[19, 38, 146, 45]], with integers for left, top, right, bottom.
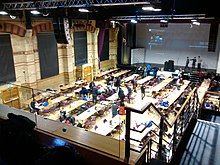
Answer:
[[42, 98, 49, 107], [29, 99, 40, 114], [82, 95, 88, 101], [65, 114, 75, 126], [76, 121, 83, 128], [79, 86, 89, 97]]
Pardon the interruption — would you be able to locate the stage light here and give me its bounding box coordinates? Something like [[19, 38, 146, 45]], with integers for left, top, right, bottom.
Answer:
[[10, 15, 16, 19]]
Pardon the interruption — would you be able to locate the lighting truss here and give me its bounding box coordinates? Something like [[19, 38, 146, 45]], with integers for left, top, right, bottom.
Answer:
[[111, 14, 207, 21], [3, 0, 158, 10]]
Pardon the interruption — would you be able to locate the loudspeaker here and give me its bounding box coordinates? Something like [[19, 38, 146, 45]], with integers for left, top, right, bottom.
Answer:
[[160, 22, 168, 27], [208, 23, 219, 52], [25, 11, 32, 29], [164, 60, 174, 71], [53, 17, 72, 44]]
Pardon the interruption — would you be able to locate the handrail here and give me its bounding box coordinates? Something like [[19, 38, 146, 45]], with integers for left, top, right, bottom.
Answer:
[[170, 87, 197, 126]]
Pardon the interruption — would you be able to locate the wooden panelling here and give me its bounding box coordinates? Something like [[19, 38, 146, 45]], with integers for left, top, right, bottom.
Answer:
[[76, 64, 93, 81], [1, 87, 20, 109]]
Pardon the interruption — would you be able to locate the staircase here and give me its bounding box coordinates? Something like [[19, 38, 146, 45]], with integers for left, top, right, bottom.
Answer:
[[177, 109, 220, 165], [189, 72, 200, 83], [179, 119, 220, 165]]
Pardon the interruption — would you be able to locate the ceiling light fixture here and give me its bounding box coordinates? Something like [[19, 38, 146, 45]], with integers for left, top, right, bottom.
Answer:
[[0, 11, 8, 15], [30, 10, 41, 15], [160, 19, 168, 23], [142, 6, 161, 11], [130, 19, 137, 23], [191, 19, 197, 22], [78, 8, 89, 13]]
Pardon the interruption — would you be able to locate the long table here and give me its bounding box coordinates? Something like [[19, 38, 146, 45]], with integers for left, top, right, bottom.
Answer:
[[151, 78, 173, 92], [111, 70, 131, 78], [92, 114, 121, 136], [137, 76, 154, 85], [96, 68, 120, 78], [76, 104, 105, 121], [45, 100, 87, 120], [123, 74, 140, 83]]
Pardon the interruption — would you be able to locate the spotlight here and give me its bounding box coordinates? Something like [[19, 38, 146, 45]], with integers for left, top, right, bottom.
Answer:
[[192, 21, 200, 26], [10, 15, 16, 19], [111, 20, 116, 28], [43, 10, 49, 17]]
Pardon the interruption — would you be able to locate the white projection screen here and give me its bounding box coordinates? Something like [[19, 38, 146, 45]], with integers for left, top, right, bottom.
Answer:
[[135, 23, 219, 70]]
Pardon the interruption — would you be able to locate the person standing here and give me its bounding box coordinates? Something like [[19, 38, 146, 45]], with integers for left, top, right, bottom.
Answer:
[[197, 56, 202, 71], [89, 81, 95, 97], [91, 86, 99, 103], [146, 64, 151, 76], [191, 57, 197, 70], [126, 84, 132, 103], [118, 87, 125, 104], [141, 84, 146, 100], [184, 57, 189, 71], [114, 76, 121, 91]]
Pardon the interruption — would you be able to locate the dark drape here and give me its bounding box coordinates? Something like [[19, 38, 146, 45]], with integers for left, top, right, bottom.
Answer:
[[0, 34, 16, 82], [74, 31, 88, 66], [37, 33, 59, 79], [100, 29, 109, 61], [98, 22, 106, 68]]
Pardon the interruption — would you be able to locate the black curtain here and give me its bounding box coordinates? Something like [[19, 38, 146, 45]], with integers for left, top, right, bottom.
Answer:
[[100, 29, 109, 61], [37, 33, 59, 79], [74, 31, 88, 66], [0, 34, 16, 83]]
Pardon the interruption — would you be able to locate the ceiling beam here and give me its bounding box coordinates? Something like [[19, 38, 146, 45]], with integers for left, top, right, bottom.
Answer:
[[3, 0, 158, 10]]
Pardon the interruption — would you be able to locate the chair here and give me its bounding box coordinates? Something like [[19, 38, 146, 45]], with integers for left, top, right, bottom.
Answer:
[[84, 120, 92, 129], [98, 110, 105, 116], [90, 117, 96, 125], [94, 125, 98, 130]]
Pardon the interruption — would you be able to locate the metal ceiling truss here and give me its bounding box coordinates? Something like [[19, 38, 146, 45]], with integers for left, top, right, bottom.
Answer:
[[112, 14, 207, 21], [3, 0, 159, 10]]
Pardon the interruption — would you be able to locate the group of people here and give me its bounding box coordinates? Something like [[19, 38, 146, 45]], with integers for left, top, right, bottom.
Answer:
[[185, 56, 202, 71]]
